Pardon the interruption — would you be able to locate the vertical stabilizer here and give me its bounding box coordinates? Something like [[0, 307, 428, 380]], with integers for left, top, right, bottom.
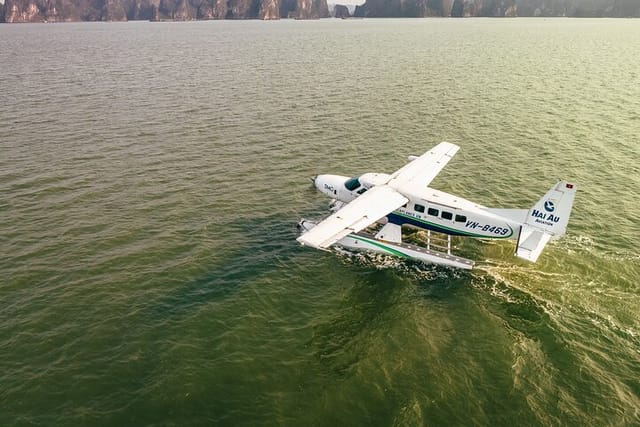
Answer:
[[516, 181, 577, 262]]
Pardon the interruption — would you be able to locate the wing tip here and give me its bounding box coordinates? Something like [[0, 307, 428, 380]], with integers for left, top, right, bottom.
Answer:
[[297, 235, 330, 251]]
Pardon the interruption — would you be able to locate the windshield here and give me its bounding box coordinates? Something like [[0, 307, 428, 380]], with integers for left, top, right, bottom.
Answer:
[[344, 176, 361, 191]]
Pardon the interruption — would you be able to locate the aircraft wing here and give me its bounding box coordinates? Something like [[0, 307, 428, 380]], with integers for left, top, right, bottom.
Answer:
[[297, 185, 408, 250], [388, 142, 460, 190]]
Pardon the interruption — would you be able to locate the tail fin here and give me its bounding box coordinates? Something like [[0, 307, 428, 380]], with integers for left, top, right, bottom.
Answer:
[[516, 181, 577, 262]]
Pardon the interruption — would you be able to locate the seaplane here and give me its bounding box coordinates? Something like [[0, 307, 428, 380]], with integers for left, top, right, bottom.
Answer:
[[297, 142, 577, 269]]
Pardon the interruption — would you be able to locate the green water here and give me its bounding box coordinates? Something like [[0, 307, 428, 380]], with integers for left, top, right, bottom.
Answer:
[[1, 19, 639, 425]]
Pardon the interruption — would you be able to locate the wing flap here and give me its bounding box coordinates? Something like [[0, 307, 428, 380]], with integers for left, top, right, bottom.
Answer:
[[388, 142, 459, 190], [297, 185, 408, 249]]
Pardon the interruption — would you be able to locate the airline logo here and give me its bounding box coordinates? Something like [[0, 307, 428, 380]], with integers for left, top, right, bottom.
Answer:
[[544, 200, 555, 212], [531, 203, 561, 226]]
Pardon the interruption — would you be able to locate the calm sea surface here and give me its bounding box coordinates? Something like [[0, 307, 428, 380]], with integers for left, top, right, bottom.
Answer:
[[1, 18, 639, 426]]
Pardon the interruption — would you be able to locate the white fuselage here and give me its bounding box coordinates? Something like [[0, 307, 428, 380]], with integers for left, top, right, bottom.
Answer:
[[314, 173, 526, 240]]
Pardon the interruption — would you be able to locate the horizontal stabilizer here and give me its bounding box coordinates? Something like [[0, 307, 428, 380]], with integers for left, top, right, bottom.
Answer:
[[516, 225, 552, 263]]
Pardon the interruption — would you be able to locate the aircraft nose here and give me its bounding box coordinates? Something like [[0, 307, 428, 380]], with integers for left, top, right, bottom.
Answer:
[[313, 174, 346, 197], [313, 174, 328, 193]]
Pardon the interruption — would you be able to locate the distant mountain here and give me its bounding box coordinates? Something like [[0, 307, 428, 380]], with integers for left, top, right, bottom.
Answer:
[[1, 0, 329, 21], [353, 0, 640, 17], [332, 3, 350, 17], [2, 0, 639, 21]]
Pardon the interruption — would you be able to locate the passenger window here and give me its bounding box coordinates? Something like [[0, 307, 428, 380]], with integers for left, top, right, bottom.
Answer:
[[441, 211, 453, 220], [357, 188, 368, 195], [455, 214, 467, 222], [427, 208, 439, 216], [414, 204, 425, 213]]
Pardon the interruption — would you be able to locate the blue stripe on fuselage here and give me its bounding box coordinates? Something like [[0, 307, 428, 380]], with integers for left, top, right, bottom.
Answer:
[[387, 212, 469, 236]]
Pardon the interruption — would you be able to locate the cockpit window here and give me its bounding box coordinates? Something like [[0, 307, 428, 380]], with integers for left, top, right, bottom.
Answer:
[[344, 177, 361, 191]]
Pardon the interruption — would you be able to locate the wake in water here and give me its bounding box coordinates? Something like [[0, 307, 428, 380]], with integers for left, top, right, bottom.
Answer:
[[473, 260, 640, 425], [559, 234, 640, 263], [332, 246, 469, 282]]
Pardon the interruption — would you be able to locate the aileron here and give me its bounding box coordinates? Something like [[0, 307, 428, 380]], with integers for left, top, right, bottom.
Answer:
[[388, 141, 459, 190]]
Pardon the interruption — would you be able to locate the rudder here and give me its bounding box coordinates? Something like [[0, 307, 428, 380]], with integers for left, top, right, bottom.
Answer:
[[516, 181, 577, 262], [525, 180, 577, 238]]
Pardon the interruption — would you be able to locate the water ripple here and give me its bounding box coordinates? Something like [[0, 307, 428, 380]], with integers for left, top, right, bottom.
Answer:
[[1, 19, 639, 426]]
